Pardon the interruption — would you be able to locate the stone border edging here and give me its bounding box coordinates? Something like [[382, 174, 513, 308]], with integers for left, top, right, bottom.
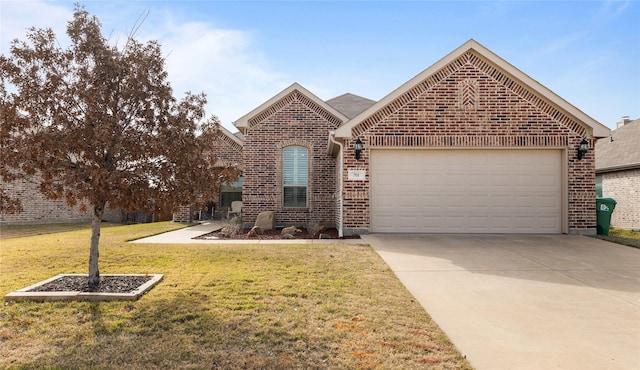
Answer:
[[4, 273, 164, 302]]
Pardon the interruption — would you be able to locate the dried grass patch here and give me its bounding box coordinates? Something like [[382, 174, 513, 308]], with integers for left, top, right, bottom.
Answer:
[[0, 223, 471, 369]]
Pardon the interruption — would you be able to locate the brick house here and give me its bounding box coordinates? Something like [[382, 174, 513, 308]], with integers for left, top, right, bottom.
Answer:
[[225, 39, 609, 235], [595, 117, 639, 230], [6, 40, 609, 233]]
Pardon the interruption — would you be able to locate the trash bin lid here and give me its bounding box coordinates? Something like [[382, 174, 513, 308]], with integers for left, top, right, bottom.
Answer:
[[596, 197, 617, 205]]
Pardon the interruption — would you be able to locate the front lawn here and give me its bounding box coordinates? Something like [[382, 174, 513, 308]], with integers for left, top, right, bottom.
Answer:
[[0, 222, 471, 369]]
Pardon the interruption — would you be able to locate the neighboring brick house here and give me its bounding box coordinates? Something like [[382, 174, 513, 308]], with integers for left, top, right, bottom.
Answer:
[[0, 176, 93, 225], [1, 174, 168, 225], [595, 117, 640, 230], [3, 125, 242, 225], [230, 39, 609, 235]]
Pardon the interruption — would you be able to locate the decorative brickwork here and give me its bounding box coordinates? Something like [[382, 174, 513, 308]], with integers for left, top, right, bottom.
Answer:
[[601, 169, 640, 229], [342, 51, 597, 234], [458, 79, 478, 110], [242, 90, 342, 228]]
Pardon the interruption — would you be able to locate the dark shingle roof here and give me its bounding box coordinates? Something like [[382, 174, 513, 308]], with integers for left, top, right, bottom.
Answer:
[[595, 118, 640, 172], [326, 93, 376, 119]]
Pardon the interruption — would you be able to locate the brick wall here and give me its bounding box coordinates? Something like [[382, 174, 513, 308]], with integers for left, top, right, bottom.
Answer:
[[602, 169, 640, 229], [242, 90, 342, 228], [342, 51, 596, 235], [0, 176, 92, 225], [172, 205, 192, 223], [172, 129, 243, 223]]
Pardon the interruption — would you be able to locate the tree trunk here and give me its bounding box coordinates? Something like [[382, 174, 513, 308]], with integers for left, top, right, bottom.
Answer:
[[88, 201, 106, 288], [188, 199, 194, 223]]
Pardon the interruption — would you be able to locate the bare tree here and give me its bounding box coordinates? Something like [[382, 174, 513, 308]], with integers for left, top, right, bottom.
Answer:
[[0, 5, 236, 288]]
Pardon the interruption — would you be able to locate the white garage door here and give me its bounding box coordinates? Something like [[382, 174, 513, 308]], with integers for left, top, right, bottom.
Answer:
[[370, 149, 562, 233]]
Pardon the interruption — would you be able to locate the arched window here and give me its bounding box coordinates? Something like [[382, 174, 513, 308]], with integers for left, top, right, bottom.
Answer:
[[283, 146, 308, 207]]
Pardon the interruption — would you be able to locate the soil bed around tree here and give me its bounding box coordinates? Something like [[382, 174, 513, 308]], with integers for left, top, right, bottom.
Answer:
[[5, 274, 164, 302], [28, 275, 152, 293]]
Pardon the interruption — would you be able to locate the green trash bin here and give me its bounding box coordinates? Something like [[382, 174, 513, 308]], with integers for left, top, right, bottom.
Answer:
[[596, 198, 617, 236]]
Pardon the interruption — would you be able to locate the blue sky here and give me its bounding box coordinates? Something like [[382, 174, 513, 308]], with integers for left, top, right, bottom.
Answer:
[[1, 1, 638, 131]]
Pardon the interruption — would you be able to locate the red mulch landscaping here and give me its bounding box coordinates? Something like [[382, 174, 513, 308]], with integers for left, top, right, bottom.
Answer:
[[194, 227, 359, 240]]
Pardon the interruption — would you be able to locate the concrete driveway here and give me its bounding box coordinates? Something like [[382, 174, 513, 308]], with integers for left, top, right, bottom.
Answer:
[[362, 234, 640, 370]]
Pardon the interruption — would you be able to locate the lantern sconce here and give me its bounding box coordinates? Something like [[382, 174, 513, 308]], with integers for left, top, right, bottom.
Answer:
[[354, 138, 364, 160], [577, 138, 589, 160]]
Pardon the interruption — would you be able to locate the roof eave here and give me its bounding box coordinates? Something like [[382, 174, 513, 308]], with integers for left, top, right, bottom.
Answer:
[[596, 163, 640, 174]]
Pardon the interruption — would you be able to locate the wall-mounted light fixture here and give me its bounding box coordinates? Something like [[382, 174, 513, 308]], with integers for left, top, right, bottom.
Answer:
[[577, 138, 589, 160], [354, 138, 364, 160]]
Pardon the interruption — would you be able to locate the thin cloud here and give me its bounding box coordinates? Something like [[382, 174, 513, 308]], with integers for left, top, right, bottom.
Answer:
[[0, 1, 72, 53], [148, 20, 288, 129], [1, 1, 288, 131], [601, 0, 631, 20]]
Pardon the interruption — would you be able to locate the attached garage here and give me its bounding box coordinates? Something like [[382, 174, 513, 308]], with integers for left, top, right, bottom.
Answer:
[[370, 149, 564, 233], [332, 40, 610, 235]]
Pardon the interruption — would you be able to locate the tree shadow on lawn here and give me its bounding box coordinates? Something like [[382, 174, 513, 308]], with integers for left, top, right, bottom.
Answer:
[[7, 280, 467, 369], [55, 291, 339, 369]]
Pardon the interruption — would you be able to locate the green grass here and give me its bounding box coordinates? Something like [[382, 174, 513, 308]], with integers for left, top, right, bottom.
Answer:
[[592, 228, 640, 249], [0, 222, 471, 369]]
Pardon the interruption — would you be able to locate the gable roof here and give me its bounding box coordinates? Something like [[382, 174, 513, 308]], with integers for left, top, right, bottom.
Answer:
[[595, 118, 640, 173], [233, 83, 348, 133], [335, 39, 610, 139], [326, 93, 376, 119]]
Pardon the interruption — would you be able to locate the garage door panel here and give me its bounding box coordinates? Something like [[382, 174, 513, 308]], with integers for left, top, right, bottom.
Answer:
[[370, 149, 562, 233]]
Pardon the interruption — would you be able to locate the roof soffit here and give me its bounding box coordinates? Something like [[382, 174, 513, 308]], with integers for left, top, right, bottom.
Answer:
[[334, 39, 610, 139]]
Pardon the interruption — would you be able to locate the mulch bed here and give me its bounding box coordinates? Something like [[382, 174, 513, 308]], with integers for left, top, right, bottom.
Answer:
[[28, 275, 151, 293], [194, 227, 359, 240]]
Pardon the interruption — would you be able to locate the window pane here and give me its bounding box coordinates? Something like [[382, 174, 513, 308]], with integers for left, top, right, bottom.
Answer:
[[221, 191, 242, 208], [284, 186, 307, 207], [283, 146, 308, 185]]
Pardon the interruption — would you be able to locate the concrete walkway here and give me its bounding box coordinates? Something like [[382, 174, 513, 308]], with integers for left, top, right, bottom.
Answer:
[[131, 221, 227, 244], [362, 234, 640, 370]]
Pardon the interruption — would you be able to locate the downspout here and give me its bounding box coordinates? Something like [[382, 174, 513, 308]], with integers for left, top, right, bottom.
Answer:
[[329, 131, 344, 238]]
